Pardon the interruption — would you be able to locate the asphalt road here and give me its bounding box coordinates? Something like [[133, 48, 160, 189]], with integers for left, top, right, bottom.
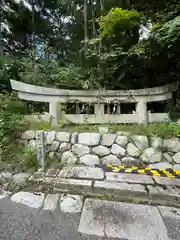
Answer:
[[0, 195, 180, 240], [0, 196, 119, 240]]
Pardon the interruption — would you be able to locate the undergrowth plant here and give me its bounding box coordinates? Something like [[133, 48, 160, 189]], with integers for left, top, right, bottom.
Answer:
[[0, 93, 38, 172]]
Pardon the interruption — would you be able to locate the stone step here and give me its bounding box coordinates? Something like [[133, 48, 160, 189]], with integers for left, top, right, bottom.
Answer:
[[78, 198, 180, 240], [27, 166, 180, 207], [8, 191, 84, 213], [78, 198, 170, 240]]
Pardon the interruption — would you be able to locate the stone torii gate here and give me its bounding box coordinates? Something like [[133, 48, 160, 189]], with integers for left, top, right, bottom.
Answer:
[[10, 80, 178, 126]]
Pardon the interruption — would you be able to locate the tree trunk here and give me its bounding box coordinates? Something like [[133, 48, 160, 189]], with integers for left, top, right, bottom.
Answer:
[[0, 1, 4, 56], [31, 0, 35, 59], [84, 0, 88, 52]]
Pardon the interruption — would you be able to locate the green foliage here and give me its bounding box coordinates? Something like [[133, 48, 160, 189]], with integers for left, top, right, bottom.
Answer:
[[29, 118, 52, 131], [0, 55, 18, 92], [99, 8, 141, 38], [153, 16, 180, 49], [0, 94, 28, 164], [19, 147, 39, 172], [51, 65, 88, 89], [18, 55, 58, 86], [169, 103, 180, 121], [1, 0, 180, 114], [18, 54, 92, 89], [111, 123, 180, 138]]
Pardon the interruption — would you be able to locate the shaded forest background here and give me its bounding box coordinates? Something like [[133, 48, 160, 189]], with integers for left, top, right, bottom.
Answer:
[[1, 0, 180, 92]]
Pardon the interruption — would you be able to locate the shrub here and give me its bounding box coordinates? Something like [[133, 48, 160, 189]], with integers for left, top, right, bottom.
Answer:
[[0, 93, 28, 163]]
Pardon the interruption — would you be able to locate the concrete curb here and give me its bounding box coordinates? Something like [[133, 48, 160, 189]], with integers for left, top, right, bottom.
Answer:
[[28, 167, 180, 208]]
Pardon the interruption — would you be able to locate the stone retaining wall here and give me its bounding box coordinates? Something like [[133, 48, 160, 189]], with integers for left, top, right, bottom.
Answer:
[[21, 130, 180, 169]]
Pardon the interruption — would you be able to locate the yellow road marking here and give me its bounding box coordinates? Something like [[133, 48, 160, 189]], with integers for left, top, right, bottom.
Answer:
[[125, 168, 133, 173], [102, 165, 180, 178], [131, 166, 138, 170], [137, 169, 146, 174], [162, 170, 175, 178], [150, 170, 161, 176]]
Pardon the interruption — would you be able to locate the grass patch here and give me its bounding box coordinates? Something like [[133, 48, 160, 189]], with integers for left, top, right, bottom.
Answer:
[[28, 119, 52, 130], [0, 145, 39, 174], [28, 120, 180, 138], [110, 122, 180, 137]]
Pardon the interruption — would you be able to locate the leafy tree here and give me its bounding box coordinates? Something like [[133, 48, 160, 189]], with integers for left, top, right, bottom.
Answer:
[[1, 0, 180, 93]]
